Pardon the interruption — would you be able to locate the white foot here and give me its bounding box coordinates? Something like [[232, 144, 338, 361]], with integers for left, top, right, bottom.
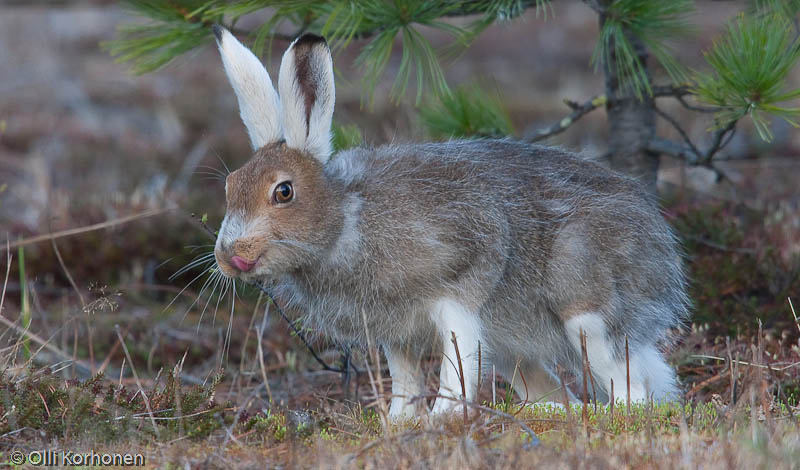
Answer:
[[384, 344, 425, 419], [429, 298, 483, 414]]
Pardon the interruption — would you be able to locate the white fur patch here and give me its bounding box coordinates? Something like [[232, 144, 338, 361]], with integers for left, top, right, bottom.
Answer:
[[328, 194, 362, 265], [215, 211, 258, 253], [429, 298, 482, 414], [384, 346, 424, 418], [564, 313, 677, 402], [216, 28, 282, 150], [216, 213, 241, 249], [278, 37, 335, 164]]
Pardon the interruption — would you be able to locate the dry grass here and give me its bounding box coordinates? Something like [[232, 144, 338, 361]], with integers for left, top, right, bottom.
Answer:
[[1, 230, 800, 468], [1, 3, 799, 468]]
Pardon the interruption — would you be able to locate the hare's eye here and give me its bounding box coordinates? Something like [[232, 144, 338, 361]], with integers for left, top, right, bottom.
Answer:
[[274, 181, 294, 204]]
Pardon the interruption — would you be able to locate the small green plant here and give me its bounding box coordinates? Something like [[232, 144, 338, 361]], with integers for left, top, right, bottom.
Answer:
[[245, 409, 288, 441]]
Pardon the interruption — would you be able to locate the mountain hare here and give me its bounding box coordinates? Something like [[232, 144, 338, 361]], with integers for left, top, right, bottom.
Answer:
[[210, 26, 689, 417]]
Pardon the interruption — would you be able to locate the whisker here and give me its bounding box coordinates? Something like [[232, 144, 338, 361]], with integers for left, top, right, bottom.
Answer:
[[210, 147, 231, 175], [194, 171, 227, 182], [169, 253, 216, 281], [184, 244, 216, 254], [180, 268, 220, 326], [197, 165, 228, 178], [169, 253, 214, 281], [212, 277, 230, 326], [162, 265, 215, 313], [172, 250, 214, 269], [198, 271, 225, 328], [199, 176, 227, 183], [222, 281, 237, 365], [169, 258, 215, 284], [194, 170, 225, 177], [154, 256, 179, 271]]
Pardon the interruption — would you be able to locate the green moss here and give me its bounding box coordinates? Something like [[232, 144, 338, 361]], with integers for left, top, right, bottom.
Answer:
[[0, 367, 233, 444], [245, 409, 288, 442]]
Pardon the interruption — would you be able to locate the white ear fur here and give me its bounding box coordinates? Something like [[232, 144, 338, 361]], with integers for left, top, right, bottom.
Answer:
[[214, 25, 282, 150], [278, 34, 335, 164]]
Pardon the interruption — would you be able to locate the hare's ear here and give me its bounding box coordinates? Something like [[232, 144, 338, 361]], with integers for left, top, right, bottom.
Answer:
[[213, 25, 282, 150], [278, 34, 335, 164]]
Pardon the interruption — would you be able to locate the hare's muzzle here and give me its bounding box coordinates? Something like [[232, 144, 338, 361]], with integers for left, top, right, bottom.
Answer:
[[230, 255, 257, 272]]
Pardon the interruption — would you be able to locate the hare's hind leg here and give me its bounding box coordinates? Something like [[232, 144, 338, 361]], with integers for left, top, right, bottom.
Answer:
[[429, 298, 482, 414], [384, 344, 425, 418], [563, 313, 678, 402]]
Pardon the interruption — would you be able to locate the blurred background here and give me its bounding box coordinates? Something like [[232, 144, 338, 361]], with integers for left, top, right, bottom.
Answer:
[[1, 0, 799, 411]]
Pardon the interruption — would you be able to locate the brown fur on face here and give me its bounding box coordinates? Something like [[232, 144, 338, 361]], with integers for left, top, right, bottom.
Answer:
[[214, 142, 343, 280]]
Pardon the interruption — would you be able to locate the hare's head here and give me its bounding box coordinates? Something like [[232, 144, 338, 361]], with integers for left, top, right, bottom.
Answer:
[[212, 27, 342, 281]]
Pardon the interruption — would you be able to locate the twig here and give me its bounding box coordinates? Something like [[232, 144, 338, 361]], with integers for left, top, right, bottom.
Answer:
[[686, 369, 729, 397], [652, 84, 691, 98], [255, 282, 355, 375], [559, 369, 575, 439], [647, 120, 737, 171], [412, 394, 541, 448], [527, 94, 607, 142], [705, 121, 737, 164], [476, 341, 482, 411], [580, 330, 590, 439], [492, 364, 496, 408], [115, 325, 160, 439], [788, 298, 799, 337], [651, 84, 718, 113], [256, 324, 275, 404], [50, 237, 95, 374], [50, 239, 86, 308], [654, 106, 703, 159], [610, 378, 614, 419], [0, 314, 104, 379], [10, 208, 172, 249], [0, 240, 11, 318], [625, 334, 631, 416], [690, 354, 800, 372], [450, 331, 469, 424], [682, 234, 756, 254]]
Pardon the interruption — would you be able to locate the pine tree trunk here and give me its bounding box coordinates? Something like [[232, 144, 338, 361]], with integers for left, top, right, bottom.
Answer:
[[599, 13, 659, 193]]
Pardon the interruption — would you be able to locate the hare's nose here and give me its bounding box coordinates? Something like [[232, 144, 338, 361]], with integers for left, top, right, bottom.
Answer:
[[230, 255, 256, 272]]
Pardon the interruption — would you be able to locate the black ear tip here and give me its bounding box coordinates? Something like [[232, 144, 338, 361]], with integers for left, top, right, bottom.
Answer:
[[212, 24, 225, 42], [293, 33, 328, 49]]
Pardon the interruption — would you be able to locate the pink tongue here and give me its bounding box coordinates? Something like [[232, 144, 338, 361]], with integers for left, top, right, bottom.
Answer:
[[231, 255, 255, 272]]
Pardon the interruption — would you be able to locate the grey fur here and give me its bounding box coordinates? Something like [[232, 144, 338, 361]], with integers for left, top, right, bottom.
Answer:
[[272, 139, 689, 400]]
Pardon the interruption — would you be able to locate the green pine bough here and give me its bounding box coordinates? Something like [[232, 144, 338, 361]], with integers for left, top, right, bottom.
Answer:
[[107, 0, 800, 183]]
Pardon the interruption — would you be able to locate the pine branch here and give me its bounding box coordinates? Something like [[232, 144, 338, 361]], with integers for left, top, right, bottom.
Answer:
[[526, 94, 607, 142], [590, 0, 694, 99], [225, 25, 296, 42], [692, 13, 800, 142], [421, 83, 514, 139], [647, 120, 736, 169], [654, 106, 702, 159]]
